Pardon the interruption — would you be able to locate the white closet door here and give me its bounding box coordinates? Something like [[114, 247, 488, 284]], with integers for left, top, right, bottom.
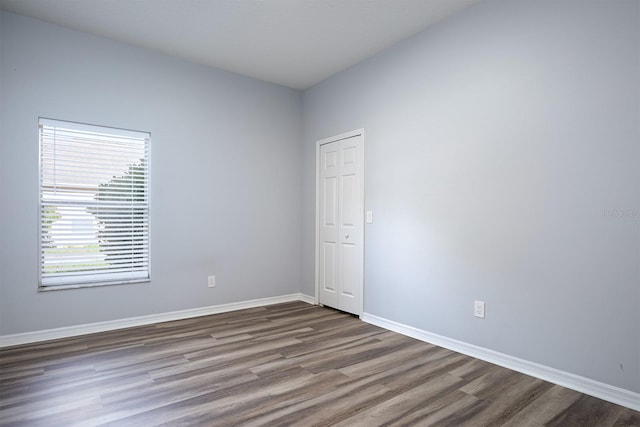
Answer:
[[318, 132, 363, 315]]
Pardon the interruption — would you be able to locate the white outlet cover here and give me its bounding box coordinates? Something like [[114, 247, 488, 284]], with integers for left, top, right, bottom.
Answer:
[[208, 276, 216, 287], [474, 301, 485, 318]]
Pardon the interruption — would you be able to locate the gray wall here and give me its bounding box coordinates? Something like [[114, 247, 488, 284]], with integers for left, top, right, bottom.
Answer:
[[302, 0, 640, 393], [0, 12, 303, 334]]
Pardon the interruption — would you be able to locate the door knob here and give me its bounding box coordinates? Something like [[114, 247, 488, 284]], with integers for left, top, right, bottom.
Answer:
[[345, 234, 350, 239]]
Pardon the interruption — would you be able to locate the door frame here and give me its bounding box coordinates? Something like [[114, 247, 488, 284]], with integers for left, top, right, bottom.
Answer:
[[315, 128, 365, 315]]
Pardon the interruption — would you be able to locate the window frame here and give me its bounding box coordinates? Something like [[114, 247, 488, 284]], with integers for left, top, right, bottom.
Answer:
[[37, 118, 151, 291]]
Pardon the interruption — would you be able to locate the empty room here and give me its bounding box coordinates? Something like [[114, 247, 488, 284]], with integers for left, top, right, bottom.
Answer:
[[1, 0, 639, 425]]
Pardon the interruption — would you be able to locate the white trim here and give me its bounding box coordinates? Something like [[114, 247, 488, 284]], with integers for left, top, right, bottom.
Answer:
[[39, 117, 149, 139], [361, 312, 640, 412], [314, 128, 365, 314], [299, 293, 316, 305], [316, 128, 365, 146], [0, 293, 314, 348]]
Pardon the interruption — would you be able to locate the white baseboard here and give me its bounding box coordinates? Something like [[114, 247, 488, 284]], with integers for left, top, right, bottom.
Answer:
[[361, 312, 640, 412], [6, 297, 635, 411], [0, 293, 315, 348], [298, 293, 316, 305]]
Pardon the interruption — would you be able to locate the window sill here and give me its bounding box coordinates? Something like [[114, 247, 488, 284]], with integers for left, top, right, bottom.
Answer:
[[38, 278, 150, 292]]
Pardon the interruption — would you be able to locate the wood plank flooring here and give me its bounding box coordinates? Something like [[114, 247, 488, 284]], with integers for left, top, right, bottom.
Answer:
[[0, 302, 638, 426]]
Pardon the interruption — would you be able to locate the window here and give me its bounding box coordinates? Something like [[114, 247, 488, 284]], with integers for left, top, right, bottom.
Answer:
[[39, 118, 150, 289]]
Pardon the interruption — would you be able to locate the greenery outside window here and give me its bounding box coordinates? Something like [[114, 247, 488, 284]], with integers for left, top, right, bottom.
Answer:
[[39, 118, 150, 289]]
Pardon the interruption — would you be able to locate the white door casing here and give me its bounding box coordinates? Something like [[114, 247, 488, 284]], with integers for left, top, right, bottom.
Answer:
[[316, 129, 364, 315]]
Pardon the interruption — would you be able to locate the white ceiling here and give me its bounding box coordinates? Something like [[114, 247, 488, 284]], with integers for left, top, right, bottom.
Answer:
[[0, 0, 480, 90]]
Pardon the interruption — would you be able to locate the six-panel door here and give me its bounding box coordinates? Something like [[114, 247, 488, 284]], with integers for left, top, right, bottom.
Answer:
[[318, 134, 363, 315]]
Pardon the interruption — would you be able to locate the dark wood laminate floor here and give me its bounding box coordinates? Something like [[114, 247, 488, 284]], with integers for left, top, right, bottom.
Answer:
[[0, 302, 638, 426]]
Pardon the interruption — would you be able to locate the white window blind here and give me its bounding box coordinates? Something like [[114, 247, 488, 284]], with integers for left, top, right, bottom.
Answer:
[[39, 118, 150, 288]]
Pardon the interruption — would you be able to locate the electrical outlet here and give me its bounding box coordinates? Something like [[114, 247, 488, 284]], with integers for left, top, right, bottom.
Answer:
[[474, 301, 485, 318], [208, 275, 216, 288]]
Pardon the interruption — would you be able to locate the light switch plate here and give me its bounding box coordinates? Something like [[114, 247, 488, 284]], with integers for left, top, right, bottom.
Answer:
[[366, 210, 373, 223]]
